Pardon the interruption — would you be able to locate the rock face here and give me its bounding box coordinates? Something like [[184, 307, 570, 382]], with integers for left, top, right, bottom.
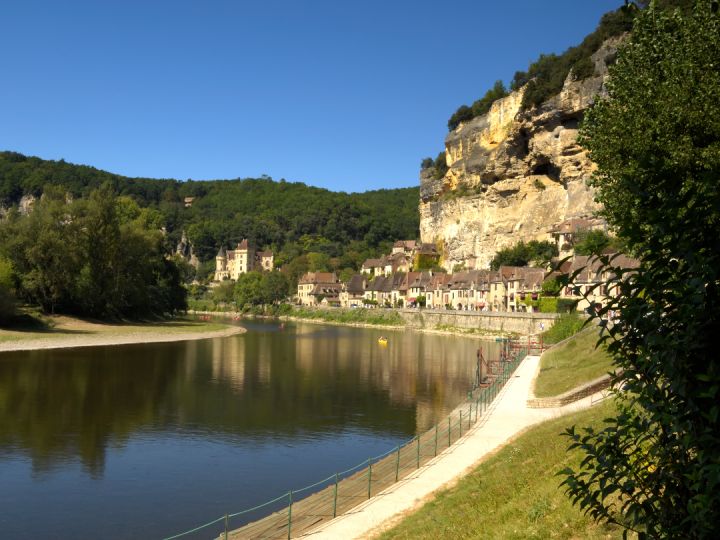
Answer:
[[420, 37, 622, 270]]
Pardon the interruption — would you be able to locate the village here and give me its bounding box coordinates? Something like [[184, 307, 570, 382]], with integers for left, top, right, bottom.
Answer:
[[210, 217, 639, 315]]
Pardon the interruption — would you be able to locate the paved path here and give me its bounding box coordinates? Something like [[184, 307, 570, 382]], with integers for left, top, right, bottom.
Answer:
[[302, 354, 606, 539]]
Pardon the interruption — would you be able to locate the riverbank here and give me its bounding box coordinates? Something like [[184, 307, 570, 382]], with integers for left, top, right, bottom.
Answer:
[[190, 309, 518, 340], [0, 315, 245, 353], [305, 355, 611, 540]]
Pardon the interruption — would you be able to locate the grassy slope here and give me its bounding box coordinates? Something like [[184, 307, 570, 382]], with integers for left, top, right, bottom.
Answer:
[[534, 328, 614, 398], [379, 400, 621, 540]]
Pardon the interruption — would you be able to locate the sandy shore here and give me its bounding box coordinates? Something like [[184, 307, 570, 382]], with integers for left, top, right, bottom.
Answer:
[[0, 316, 245, 353]]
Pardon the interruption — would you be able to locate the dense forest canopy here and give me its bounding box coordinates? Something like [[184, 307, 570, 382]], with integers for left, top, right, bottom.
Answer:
[[0, 151, 420, 281]]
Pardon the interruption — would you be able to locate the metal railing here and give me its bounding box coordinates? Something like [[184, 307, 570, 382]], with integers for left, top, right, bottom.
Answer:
[[163, 347, 528, 540]]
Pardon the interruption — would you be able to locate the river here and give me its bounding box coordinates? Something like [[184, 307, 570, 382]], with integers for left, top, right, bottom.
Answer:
[[0, 320, 499, 539]]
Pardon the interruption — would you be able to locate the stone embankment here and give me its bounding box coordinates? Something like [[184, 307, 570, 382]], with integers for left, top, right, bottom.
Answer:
[[399, 308, 558, 335], [191, 308, 559, 336]]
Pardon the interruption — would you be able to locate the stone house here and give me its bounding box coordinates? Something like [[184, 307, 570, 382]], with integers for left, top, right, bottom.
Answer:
[[339, 274, 366, 308], [361, 258, 385, 276], [560, 253, 639, 312], [549, 217, 607, 260], [392, 240, 417, 255], [407, 272, 432, 306], [425, 273, 451, 309], [364, 275, 394, 306], [296, 272, 341, 306]]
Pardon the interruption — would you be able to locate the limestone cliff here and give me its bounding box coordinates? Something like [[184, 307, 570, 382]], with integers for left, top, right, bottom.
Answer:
[[420, 37, 622, 270]]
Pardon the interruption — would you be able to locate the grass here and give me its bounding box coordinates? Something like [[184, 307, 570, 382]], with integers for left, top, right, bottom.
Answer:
[[288, 307, 403, 326], [534, 328, 614, 398], [379, 400, 622, 540], [0, 315, 230, 344], [434, 324, 517, 338]]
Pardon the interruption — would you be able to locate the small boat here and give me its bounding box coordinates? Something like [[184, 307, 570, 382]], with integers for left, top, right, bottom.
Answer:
[[378, 337, 388, 346]]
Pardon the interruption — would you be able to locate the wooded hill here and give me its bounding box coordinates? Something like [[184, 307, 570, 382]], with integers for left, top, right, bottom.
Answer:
[[0, 152, 420, 279]]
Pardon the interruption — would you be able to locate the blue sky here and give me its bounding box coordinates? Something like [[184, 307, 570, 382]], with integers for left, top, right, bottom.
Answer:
[[1, 0, 622, 192]]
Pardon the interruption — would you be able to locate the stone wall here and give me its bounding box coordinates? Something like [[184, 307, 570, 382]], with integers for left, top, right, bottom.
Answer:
[[526, 373, 614, 408], [399, 309, 558, 335]]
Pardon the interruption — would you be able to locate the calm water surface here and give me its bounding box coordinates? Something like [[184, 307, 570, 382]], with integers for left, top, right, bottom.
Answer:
[[0, 320, 498, 539]]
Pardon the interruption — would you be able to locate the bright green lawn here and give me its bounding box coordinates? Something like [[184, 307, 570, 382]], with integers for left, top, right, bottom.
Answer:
[[533, 328, 615, 398], [380, 400, 622, 540]]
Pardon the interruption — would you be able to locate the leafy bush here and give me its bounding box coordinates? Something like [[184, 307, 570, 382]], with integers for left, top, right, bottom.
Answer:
[[490, 240, 558, 270], [289, 306, 403, 326], [556, 298, 577, 313], [432, 151, 448, 180], [513, 7, 636, 109], [448, 81, 508, 131], [538, 297, 557, 313], [541, 313, 586, 344], [562, 3, 720, 535]]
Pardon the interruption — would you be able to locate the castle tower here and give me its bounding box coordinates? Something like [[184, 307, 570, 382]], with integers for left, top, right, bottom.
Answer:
[[214, 245, 229, 281]]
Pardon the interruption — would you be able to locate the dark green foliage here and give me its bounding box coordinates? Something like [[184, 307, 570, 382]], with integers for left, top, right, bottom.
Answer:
[[432, 151, 448, 180], [0, 152, 420, 281], [541, 277, 561, 297], [0, 257, 16, 324], [0, 184, 186, 318], [561, 2, 720, 537], [446, 105, 474, 132], [556, 298, 577, 314], [490, 240, 558, 270], [514, 7, 635, 109], [448, 81, 508, 131], [420, 157, 434, 170], [572, 229, 622, 256]]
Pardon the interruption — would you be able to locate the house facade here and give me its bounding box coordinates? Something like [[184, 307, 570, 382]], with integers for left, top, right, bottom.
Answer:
[[297, 272, 341, 306]]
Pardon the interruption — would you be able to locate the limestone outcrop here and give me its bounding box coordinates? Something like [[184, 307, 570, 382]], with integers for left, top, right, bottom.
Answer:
[[420, 37, 622, 270]]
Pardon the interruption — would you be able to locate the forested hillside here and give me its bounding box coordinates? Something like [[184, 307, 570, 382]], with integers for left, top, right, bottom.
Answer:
[[0, 152, 420, 279]]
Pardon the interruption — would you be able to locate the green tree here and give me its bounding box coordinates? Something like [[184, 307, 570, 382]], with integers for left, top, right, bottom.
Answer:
[[540, 277, 561, 297], [261, 271, 289, 305], [490, 240, 557, 270], [234, 272, 265, 308], [561, 2, 720, 537], [0, 257, 16, 324], [572, 229, 612, 255]]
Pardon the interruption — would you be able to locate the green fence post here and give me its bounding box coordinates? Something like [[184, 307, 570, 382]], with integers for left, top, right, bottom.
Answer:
[[395, 446, 400, 482], [459, 411, 463, 437], [287, 490, 293, 540], [434, 424, 438, 456], [416, 437, 420, 468], [368, 460, 373, 499], [448, 417, 451, 446], [333, 472, 339, 518], [224, 513, 229, 540], [468, 403, 472, 429]]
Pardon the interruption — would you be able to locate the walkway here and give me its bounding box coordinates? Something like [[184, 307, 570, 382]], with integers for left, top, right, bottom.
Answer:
[[302, 354, 606, 539]]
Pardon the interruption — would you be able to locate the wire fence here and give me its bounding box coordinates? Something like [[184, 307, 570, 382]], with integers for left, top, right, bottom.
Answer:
[[163, 345, 529, 540]]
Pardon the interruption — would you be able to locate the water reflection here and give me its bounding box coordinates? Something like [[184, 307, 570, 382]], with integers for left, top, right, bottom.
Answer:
[[0, 321, 498, 539], [0, 322, 498, 477]]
